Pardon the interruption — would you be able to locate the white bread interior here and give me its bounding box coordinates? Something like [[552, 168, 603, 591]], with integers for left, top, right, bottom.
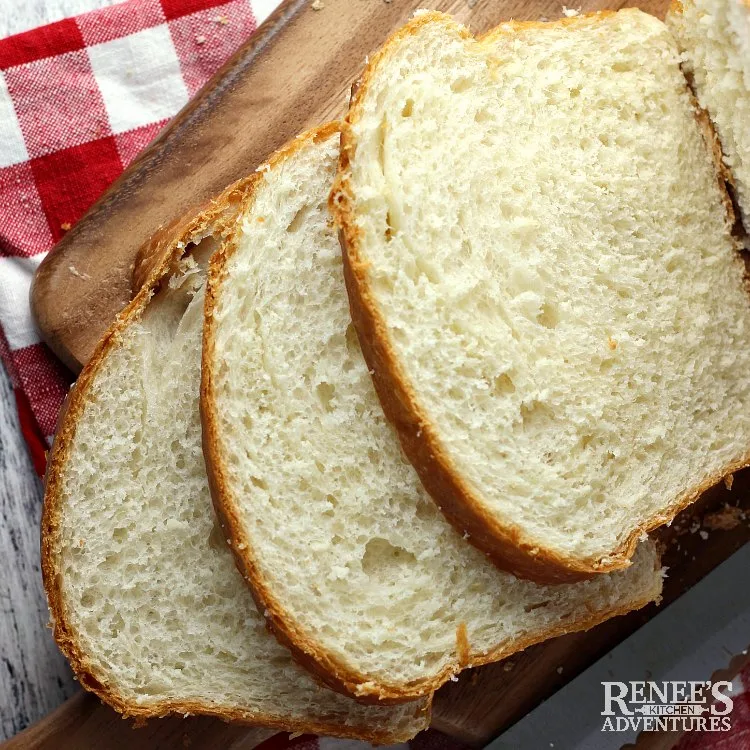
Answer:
[[202, 126, 663, 701], [334, 10, 750, 579], [41, 202, 429, 740]]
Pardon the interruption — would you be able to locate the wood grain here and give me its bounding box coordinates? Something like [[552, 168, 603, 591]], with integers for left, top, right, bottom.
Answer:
[[0, 366, 76, 741], [1, 691, 274, 750], [30, 0, 670, 371]]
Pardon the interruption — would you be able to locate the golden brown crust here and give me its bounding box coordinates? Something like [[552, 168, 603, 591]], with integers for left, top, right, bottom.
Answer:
[[330, 10, 748, 584], [668, 0, 684, 15], [455, 624, 469, 668], [477, 8, 619, 41], [201, 121, 661, 704], [40, 157, 429, 742]]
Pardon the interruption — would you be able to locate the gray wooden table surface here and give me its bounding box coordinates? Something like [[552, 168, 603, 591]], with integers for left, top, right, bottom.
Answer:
[[0, 3, 122, 742]]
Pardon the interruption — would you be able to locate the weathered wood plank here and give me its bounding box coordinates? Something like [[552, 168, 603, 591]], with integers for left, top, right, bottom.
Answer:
[[0, 364, 76, 741]]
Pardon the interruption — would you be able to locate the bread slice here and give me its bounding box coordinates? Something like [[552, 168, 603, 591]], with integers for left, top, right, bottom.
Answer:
[[40, 166, 429, 741], [668, 0, 750, 232], [201, 123, 663, 703], [332, 9, 750, 584]]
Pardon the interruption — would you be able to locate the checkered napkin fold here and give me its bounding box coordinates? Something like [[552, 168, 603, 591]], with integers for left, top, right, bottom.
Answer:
[[0, 0, 271, 474]]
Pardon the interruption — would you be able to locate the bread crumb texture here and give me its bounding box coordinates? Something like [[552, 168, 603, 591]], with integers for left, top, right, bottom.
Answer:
[[207, 129, 661, 695], [669, 0, 750, 226], [342, 10, 750, 567], [51, 234, 427, 738]]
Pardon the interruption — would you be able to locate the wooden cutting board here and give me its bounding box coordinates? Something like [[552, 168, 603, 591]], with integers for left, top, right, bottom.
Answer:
[[25, 0, 750, 747]]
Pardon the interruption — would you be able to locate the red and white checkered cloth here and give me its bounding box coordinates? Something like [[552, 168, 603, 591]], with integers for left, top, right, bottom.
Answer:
[[0, 0, 280, 475]]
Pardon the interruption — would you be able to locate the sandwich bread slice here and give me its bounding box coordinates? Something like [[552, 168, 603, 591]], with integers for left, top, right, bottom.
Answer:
[[332, 9, 750, 583], [668, 0, 750, 232], [41, 172, 429, 741]]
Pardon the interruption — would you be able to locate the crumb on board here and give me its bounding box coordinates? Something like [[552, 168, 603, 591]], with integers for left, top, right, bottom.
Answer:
[[195, 35, 206, 45], [699, 530, 709, 541], [68, 265, 91, 280], [60, 222, 71, 231], [212, 14, 229, 24], [704, 504, 746, 531], [556, 666, 564, 674], [562, 6, 581, 16], [724, 474, 734, 490], [503, 661, 514, 672], [311, 0, 325, 8]]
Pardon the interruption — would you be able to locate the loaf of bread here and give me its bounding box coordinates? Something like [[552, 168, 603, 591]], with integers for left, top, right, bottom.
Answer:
[[332, 9, 750, 583], [201, 123, 663, 703], [41, 174, 429, 740], [668, 0, 750, 230]]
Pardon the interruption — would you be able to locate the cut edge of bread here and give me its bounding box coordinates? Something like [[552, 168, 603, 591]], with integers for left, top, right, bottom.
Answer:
[[666, 0, 748, 241], [330, 9, 748, 585], [41, 157, 433, 740], [201, 123, 663, 704]]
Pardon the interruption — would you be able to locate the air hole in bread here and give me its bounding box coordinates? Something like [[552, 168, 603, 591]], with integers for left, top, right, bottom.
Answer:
[[492, 373, 516, 396], [208, 523, 225, 551], [251, 476, 268, 490], [344, 323, 360, 357], [451, 76, 472, 93], [361, 538, 417, 577], [80, 591, 95, 608], [316, 381, 336, 412], [112, 527, 128, 543], [377, 117, 387, 176], [287, 205, 310, 234], [537, 301, 559, 329], [519, 400, 554, 431]]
